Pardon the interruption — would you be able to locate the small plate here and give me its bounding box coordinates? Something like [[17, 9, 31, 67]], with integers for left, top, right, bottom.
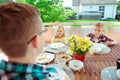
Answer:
[[36, 53, 55, 64], [44, 45, 68, 53], [101, 66, 119, 80], [48, 64, 75, 80], [49, 42, 65, 49], [47, 65, 66, 80]]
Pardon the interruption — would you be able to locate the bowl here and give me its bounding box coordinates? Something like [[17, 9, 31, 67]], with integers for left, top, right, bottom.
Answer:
[[69, 60, 84, 71]]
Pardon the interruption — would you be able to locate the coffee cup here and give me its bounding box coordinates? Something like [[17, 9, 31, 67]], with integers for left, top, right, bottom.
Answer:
[[55, 58, 66, 69]]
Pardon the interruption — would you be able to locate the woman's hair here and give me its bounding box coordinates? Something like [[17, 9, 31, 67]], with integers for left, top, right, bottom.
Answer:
[[55, 26, 65, 38], [0, 2, 42, 58]]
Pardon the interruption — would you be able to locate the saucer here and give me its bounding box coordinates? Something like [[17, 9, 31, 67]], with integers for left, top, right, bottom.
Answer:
[[48, 42, 65, 49], [44, 45, 68, 53], [48, 64, 75, 80]]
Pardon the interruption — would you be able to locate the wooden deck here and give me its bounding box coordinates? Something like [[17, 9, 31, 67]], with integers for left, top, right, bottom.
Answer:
[[73, 44, 120, 80]]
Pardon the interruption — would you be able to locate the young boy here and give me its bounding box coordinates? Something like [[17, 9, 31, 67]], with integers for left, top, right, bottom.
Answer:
[[0, 2, 70, 80], [87, 23, 117, 45]]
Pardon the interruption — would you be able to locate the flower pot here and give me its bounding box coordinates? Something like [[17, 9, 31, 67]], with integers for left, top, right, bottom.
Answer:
[[73, 53, 85, 62]]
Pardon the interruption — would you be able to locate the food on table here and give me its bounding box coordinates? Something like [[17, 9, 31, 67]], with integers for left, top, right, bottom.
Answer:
[[56, 54, 72, 62]]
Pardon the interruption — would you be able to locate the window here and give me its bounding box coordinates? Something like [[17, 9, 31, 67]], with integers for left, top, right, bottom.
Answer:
[[90, 6, 92, 8], [99, 6, 105, 18]]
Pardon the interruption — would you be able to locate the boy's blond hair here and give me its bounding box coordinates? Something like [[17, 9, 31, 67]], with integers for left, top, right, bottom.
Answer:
[[94, 23, 105, 30]]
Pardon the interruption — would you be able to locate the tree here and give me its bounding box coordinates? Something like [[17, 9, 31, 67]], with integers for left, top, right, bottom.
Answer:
[[116, 1, 120, 20], [0, 0, 14, 4], [15, 0, 74, 22], [117, 1, 120, 15]]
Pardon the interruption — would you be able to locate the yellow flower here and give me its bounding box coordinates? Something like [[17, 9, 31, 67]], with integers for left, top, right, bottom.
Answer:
[[89, 48, 94, 55], [81, 46, 86, 51], [68, 35, 93, 55]]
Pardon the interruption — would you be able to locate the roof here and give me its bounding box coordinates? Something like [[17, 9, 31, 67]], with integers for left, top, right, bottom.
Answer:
[[72, 0, 117, 6], [72, 0, 80, 6]]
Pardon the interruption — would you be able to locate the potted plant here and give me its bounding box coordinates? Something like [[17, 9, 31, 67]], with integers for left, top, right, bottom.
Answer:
[[68, 35, 93, 62]]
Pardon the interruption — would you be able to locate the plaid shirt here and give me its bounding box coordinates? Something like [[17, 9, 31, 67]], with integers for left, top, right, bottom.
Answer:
[[0, 60, 59, 80], [87, 33, 113, 43]]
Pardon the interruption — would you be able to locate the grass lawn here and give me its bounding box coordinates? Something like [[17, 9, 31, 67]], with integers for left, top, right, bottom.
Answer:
[[64, 19, 119, 22], [44, 20, 120, 28]]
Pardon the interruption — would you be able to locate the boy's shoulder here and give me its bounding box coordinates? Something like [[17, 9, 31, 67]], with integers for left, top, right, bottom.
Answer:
[[99, 34, 107, 37], [87, 33, 94, 37]]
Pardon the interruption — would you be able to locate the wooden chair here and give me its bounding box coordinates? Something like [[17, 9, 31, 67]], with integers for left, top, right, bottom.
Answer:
[[45, 27, 53, 44], [81, 26, 94, 37], [70, 27, 82, 37], [108, 27, 120, 44]]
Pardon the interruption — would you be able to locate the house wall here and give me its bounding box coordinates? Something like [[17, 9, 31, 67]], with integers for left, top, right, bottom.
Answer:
[[73, 6, 81, 15], [104, 5, 117, 19], [80, 5, 117, 19], [81, 5, 99, 12]]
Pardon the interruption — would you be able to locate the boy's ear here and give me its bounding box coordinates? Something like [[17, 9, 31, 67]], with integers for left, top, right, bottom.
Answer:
[[31, 35, 39, 48]]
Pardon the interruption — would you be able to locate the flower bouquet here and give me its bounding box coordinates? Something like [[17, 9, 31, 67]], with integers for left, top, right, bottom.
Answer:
[[68, 35, 93, 61]]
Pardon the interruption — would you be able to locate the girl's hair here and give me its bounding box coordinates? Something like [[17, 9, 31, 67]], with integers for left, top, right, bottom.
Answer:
[[55, 26, 65, 38]]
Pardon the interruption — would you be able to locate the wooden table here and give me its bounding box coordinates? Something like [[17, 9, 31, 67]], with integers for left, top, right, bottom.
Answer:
[[44, 44, 120, 80], [74, 44, 120, 80]]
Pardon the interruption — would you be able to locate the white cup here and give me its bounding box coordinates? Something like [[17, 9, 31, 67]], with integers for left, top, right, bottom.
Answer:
[[55, 58, 66, 69]]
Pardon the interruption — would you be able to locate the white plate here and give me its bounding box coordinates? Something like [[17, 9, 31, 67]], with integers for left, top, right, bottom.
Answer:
[[36, 53, 55, 63], [48, 64, 75, 80], [100, 47, 111, 54], [47, 66, 66, 80], [101, 66, 119, 80], [49, 42, 65, 49], [44, 45, 68, 53], [92, 43, 110, 54]]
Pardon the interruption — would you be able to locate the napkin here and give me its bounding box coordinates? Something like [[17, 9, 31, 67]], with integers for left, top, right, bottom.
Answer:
[[92, 43, 107, 53]]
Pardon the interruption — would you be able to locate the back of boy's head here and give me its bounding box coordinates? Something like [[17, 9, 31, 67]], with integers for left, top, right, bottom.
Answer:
[[0, 2, 42, 57], [94, 23, 105, 30]]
